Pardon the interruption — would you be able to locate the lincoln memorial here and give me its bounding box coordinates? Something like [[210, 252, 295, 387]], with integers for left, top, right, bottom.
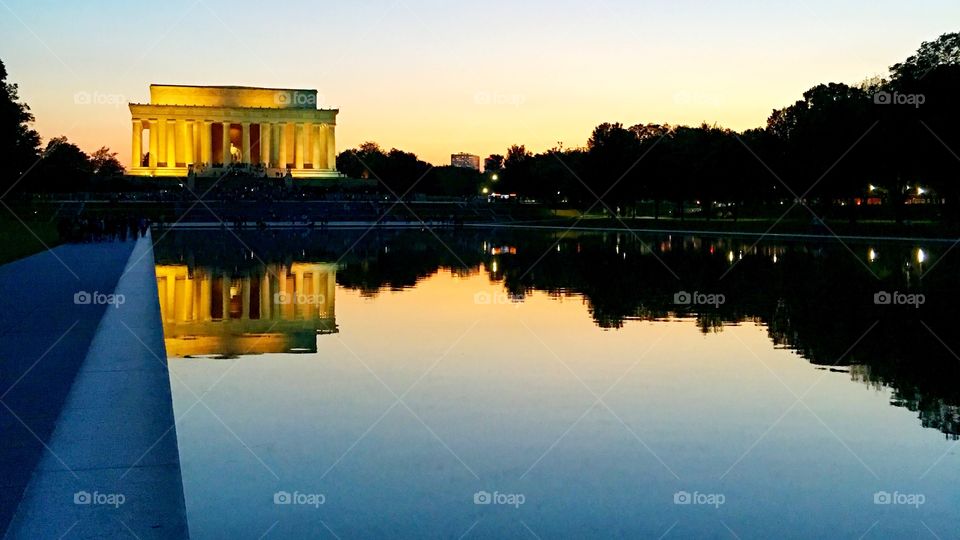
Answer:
[[128, 84, 340, 178]]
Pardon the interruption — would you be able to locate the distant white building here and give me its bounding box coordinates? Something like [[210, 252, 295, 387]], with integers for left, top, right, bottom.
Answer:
[[451, 152, 480, 171]]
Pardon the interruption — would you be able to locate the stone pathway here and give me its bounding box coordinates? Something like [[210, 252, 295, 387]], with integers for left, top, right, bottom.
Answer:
[[0, 234, 188, 538]]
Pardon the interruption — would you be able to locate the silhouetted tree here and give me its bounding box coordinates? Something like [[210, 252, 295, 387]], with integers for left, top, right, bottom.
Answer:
[[35, 136, 92, 191], [501, 145, 532, 194], [337, 142, 431, 197], [0, 58, 41, 194], [484, 154, 504, 172], [90, 146, 125, 178]]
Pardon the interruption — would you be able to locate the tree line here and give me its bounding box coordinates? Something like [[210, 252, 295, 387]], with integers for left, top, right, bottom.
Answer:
[[339, 32, 959, 223]]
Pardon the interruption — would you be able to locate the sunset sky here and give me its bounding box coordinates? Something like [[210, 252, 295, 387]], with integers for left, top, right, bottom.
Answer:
[[1, 0, 956, 167]]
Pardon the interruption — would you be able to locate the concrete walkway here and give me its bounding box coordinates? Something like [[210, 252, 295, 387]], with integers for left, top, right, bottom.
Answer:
[[1, 234, 188, 538]]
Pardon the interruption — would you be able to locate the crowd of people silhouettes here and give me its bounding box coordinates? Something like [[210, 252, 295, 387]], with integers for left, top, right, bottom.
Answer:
[[57, 215, 150, 243]]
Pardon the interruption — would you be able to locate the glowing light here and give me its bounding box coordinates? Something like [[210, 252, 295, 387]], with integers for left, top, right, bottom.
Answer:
[[916, 248, 927, 264], [727, 251, 735, 263], [868, 184, 876, 192], [917, 186, 926, 196], [491, 261, 498, 272], [491, 174, 499, 181], [481, 187, 489, 195], [868, 248, 878, 262]]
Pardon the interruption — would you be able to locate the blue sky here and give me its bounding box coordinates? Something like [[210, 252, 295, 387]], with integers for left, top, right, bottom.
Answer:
[[1, 0, 956, 165]]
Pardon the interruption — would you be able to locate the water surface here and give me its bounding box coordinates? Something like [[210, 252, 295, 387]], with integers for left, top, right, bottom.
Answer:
[[156, 229, 960, 538]]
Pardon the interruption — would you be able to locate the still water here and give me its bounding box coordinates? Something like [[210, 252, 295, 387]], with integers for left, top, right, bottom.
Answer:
[[155, 228, 960, 539]]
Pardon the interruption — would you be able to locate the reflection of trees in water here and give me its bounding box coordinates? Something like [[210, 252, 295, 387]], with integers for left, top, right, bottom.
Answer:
[[155, 229, 960, 438], [852, 366, 960, 439], [500, 232, 960, 438]]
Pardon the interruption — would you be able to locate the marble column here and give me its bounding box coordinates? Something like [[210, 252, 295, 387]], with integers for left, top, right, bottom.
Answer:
[[271, 123, 281, 168], [317, 124, 329, 169], [325, 124, 336, 170], [278, 123, 288, 169], [157, 119, 167, 166], [260, 122, 271, 167], [241, 122, 251, 165], [193, 121, 201, 166], [132, 120, 143, 168], [166, 119, 177, 168], [221, 122, 231, 165], [183, 120, 194, 165], [148, 120, 158, 168], [201, 121, 212, 165], [311, 123, 321, 169], [294, 123, 305, 170], [174, 120, 185, 166]]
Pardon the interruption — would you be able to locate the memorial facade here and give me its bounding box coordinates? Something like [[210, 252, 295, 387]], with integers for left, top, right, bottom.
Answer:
[[128, 85, 339, 178]]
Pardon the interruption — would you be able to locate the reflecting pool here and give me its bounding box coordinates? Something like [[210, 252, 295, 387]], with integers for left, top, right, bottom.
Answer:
[[156, 228, 960, 539]]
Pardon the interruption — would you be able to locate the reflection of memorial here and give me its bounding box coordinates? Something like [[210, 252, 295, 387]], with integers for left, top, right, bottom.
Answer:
[[156, 263, 337, 357]]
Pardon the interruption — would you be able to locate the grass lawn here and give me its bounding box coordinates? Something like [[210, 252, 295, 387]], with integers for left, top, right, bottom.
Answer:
[[0, 217, 60, 266]]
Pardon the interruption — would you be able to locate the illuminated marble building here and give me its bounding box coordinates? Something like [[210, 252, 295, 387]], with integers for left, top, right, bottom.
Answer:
[[156, 263, 337, 357], [129, 85, 339, 178]]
